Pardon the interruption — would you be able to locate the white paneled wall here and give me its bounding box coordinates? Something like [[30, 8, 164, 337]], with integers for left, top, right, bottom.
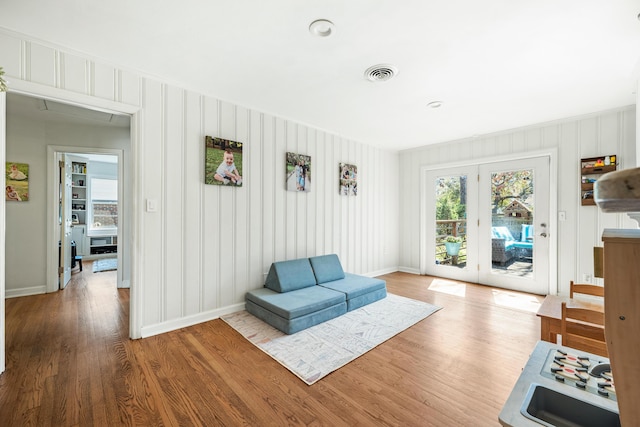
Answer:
[[399, 107, 636, 295], [0, 29, 399, 338]]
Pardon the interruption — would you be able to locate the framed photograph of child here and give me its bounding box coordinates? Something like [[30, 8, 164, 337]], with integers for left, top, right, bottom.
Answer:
[[286, 152, 311, 192], [339, 163, 357, 196], [204, 136, 243, 186], [6, 162, 29, 201]]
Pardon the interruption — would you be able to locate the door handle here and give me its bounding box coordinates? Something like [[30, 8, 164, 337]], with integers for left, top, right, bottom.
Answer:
[[539, 232, 547, 238]]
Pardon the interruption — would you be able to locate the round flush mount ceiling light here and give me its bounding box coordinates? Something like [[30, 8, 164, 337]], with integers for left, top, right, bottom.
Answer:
[[309, 19, 335, 37], [364, 64, 398, 82], [427, 101, 443, 109]]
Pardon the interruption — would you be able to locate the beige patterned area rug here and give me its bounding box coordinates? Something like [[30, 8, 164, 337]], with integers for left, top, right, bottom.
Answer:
[[221, 293, 442, 385]]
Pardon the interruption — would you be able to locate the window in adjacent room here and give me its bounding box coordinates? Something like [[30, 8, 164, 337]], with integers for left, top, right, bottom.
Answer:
[[89, 177, 118, 231]]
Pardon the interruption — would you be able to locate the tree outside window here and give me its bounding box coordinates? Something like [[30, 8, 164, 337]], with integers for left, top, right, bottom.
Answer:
[[90, 177, 117, 230]]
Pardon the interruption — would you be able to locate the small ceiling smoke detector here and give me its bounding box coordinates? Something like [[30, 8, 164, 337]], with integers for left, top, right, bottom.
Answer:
[[427, 101, 443, 109], [309, 19, 334, 37], [364, 64, 398, 82]]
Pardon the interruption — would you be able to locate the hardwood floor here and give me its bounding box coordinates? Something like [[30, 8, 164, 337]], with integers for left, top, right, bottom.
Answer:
[[0, 268, 545, 426]]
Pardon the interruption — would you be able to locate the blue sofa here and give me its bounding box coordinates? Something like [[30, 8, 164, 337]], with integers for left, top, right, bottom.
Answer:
[[491, 225, 534, 264], [245, 254, 387, 334]]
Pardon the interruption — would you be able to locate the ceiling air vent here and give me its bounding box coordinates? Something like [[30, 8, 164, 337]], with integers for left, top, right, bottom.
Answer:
[[364, 64, 398, 82]]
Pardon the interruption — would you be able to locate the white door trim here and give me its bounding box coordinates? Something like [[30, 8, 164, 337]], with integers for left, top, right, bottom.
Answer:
[[419, 148, 558, 294], [0, 91, 6, 373]]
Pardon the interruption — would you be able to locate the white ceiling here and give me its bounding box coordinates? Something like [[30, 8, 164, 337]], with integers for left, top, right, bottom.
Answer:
[[1, 1, 639, 151]]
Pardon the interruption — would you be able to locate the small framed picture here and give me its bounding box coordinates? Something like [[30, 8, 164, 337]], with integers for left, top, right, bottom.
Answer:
[[6, 162, 29, 202], [286, 152, 311, 192], [339, 163, 357, 196]]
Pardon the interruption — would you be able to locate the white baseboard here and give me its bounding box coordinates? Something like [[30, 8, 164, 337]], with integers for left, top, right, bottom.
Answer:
[[140, 302, 246, 338], [397, 266, 421, 275], [6, 286, 47, 298], [364, 266, 399, 277]]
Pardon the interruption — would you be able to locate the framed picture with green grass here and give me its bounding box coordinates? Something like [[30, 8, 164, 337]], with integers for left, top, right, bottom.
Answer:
[[204, 136, 243, 186], [286, 152, 311, 192], [6, 162, 29, 201]]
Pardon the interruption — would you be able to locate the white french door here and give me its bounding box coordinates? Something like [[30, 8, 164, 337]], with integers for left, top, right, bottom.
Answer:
[[59, 155, 73, 289], [423, 156, 551, 294], [478, 157, 550, 294], [423, 166, 479, 283]]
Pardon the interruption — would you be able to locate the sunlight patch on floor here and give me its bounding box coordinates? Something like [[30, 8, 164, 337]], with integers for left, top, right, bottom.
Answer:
[[491, 289, 541, 313], [428, 278, 467, 297]]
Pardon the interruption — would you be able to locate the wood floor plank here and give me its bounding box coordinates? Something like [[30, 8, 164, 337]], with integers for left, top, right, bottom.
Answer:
[[0, 267, 545, 426]]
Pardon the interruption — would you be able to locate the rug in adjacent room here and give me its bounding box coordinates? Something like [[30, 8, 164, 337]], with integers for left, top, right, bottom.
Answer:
[[221, 293, 442, 385], [92, 257, 117, 273]]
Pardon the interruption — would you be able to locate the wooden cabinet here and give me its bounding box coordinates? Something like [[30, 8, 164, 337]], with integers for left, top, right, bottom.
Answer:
[[580, 156, 616, 205], [602, 229, 640, 426]]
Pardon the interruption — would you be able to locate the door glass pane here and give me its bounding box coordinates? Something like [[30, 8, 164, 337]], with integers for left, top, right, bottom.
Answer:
[[490, 169, 533, 277], [435, 175, 467, 269]]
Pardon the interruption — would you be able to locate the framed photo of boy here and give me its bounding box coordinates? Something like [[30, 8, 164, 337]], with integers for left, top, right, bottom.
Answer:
[[205, 136, 243, 186], [286, 152, 311, 192], [339, 163, 357, 196]]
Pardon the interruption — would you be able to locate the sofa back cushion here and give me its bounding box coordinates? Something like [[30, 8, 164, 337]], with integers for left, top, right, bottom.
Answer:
[[265, 258, 317, 293], [491, 226, 515, 241], [521, 224, 534, 242], [309, 254, 345, 284]]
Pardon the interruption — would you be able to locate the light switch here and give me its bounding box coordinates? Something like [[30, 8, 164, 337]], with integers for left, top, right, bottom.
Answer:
[[558, 211, 566, 221], [146, 199, 158, 212]]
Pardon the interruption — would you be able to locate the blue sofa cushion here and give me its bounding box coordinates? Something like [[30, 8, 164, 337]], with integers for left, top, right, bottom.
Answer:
[[309, 254, 345, 284], [317, 273, 386, 300], [246, 299, 347, 335], [513, 241, 533, 249], [264, 258, 317, 293], [346, 287, 387, 312], [246, 286, 346, 320]]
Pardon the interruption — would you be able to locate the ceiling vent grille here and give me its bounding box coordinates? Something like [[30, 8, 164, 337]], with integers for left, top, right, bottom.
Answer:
[[364, 64, 398, 82]]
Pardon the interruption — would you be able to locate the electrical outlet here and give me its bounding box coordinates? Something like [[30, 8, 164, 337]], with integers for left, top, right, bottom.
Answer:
[[582, 273, 592, 283]]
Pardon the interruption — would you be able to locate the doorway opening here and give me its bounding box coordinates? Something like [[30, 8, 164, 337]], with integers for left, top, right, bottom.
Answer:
[[422, 154, 556, 295], [57, 151, 122, 290], [5, 91, 133, 325]]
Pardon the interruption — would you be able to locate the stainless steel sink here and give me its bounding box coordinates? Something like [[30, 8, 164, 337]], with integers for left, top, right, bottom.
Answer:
[[521, 384, 620, 427]]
